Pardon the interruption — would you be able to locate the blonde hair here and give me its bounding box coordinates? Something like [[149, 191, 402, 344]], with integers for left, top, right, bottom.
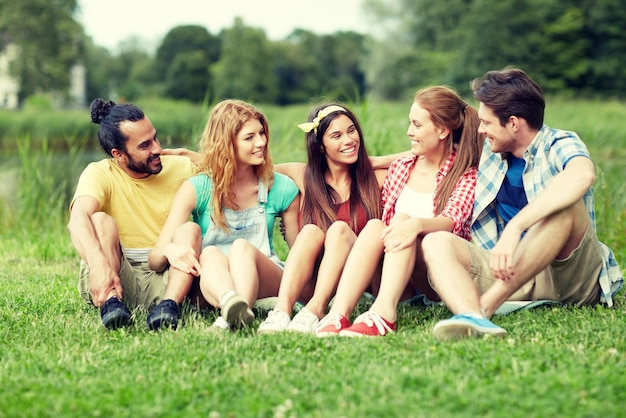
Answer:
[[196, 99, 273, 231]]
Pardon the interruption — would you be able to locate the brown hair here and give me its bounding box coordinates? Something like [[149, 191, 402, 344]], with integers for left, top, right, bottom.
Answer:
[[471, 67, 545, 130], [414, 86, 483, 214]]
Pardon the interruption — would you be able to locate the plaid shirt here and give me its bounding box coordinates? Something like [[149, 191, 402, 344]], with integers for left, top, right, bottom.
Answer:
[[471, 124, 623, 306], [381, 149, 477, 241]]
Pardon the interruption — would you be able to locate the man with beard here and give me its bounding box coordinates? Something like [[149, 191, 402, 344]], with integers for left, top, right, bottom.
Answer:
[[67, 99, 197, 330]]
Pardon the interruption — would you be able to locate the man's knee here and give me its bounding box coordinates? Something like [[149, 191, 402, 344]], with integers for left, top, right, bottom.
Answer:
[[422, 231, 456, 262], [91, 212, 118, 234]]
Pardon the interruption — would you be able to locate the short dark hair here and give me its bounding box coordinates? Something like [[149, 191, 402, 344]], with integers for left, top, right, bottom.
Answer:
[[89, 98, 145, 156], [471, 67, 545, 130]]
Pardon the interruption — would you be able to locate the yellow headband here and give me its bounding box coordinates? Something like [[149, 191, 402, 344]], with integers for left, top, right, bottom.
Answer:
[[297, 105, 346, 135]]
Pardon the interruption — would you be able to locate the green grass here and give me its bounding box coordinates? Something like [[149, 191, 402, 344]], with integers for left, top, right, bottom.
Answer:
[[0, 98, 625, 417]]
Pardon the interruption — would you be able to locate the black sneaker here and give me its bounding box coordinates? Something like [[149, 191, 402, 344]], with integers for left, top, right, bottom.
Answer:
[[100, 297, 132, 329], [146, 299, 180, 331]]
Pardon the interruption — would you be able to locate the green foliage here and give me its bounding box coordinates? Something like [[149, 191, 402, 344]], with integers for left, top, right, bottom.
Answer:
[[364, 0, 626, 99], [276, 29, 369, 105], [212, 18, 280, 103], [14, 136, 87, 235], [156, 25, 220, 103], [107, 44, 156, 101], [0, 0, 84, 104], [165, 51, 212, 103]]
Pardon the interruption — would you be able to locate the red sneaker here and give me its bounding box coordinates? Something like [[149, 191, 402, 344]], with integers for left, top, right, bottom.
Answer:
[[339, 311, 395, 337], [315, 313, 351, 337]]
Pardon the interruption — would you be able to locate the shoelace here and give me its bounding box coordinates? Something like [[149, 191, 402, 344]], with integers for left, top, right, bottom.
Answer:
[[292, 309, 318, 327], [357, 311, 393, 335], [265, 309, 287, 325], [318, 313, 343, 330]]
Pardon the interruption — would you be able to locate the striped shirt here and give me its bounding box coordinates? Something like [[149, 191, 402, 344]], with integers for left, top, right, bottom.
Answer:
[[471, 124, 623, 306], [381, 149, 477, 241]]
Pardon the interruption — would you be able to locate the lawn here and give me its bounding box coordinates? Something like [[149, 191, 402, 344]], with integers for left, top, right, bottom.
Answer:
[[0, 98, 624, 417]]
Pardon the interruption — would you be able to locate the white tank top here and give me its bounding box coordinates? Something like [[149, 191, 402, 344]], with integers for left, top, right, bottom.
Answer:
[[394, 184, 434, 219]]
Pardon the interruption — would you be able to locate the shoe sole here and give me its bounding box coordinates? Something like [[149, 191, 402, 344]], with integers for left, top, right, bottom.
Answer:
[[102, 311, 132, 330], [222, 296, 254, 327], [315, 330, 342, 337], [433, 321, 507, 341], [339, 329, 389, 337], [286, 322, 318, 334], [147, 313, 179, 331]]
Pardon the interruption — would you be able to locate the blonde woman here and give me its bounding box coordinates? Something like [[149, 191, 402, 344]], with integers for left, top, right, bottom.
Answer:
[[148, 99, 300, 331]]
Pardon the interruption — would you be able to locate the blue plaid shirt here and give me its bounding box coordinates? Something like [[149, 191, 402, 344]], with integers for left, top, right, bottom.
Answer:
[[471, 125, 623, 306]]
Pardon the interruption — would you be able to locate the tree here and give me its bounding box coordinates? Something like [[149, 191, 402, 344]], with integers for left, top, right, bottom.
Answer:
[[165, 51, 211, 102], [106, 39, 155, 101], [363, 0, 626, 99], [212, 18, 279, 103], [155, 25, 220, 102], [84, 42, 113, 102], [584, 0, 626, 95], [0, 0, 84, 105]]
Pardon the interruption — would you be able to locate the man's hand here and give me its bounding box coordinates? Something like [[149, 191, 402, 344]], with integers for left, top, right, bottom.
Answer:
[[489, 221, 524, 281], [89, 261, 123, 307], [161, 148, 201, 164]]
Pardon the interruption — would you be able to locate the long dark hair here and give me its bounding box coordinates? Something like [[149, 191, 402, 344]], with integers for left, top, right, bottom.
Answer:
[[300, 103, 381, 232]]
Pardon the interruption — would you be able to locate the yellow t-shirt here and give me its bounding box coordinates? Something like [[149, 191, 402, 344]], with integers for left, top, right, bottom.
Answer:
[[71, 155, 195, 250]]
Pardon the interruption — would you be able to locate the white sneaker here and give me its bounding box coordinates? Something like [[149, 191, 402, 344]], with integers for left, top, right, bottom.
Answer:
[[257, 309, 291, 334], [286, 307, 319, 334], [208, 316, 230, 333]]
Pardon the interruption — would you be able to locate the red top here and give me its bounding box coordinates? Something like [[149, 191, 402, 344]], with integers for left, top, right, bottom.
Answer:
[[298, 199, 369, 235]]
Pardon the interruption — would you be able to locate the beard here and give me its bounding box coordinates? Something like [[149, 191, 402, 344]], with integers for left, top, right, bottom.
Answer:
[[126, 153, 163, 176]]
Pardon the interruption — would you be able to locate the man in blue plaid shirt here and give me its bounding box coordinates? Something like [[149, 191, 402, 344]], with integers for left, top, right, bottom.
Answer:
[[422, 67, 623, 341]]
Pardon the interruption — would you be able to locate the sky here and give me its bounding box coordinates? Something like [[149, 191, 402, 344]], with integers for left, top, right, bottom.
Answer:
[[76, 0, 371, 51]]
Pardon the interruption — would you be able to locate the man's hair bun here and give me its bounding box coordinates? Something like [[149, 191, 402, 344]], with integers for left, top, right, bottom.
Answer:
[[89, 98, 116, 124]]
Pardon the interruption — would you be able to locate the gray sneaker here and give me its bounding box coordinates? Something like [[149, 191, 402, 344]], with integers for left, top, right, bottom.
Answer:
[[257, 309, 291, 334], [286, 307, 319, 334], [221, 293, 255, 327]]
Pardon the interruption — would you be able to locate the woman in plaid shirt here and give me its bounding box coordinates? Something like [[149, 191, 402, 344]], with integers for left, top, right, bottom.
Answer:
[[315, 86, 484, 337]]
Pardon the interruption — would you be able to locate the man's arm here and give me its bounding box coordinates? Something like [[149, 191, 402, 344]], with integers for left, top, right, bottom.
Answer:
[[506, 156, 594, 238], [148, 180, 201, 274], [274, 162, 306, 193], [161, 148, 201, 165], [67, 196, 122, 307], [490, 156, 595, 280], [369, 151, 411, 169]]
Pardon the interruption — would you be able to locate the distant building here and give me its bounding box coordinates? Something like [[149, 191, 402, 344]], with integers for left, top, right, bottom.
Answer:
[[0, 43, 86, 109], [0, 44, 19, 109]]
